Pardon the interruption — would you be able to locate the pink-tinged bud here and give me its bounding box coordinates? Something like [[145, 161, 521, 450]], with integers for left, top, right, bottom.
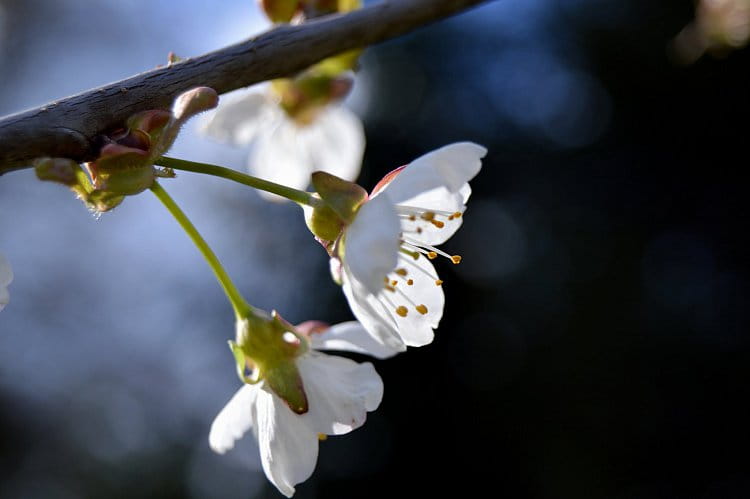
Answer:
[[260, 0, 301, 23], [34, 157, 80, 185], [371, 165, 406, 196], [126, 110, 171, 135], [172, 86, 219, 123]]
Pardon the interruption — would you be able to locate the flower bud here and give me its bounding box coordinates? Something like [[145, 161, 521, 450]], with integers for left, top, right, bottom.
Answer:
[[34, 157, 80, 185]]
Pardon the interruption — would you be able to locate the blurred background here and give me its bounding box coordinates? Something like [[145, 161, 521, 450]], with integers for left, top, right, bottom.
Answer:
[[1, 0, 749, 497]]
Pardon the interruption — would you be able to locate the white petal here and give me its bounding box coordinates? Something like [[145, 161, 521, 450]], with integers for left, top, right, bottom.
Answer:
[[303, 105, 365, 182], [248, 119, 315, 201], [256, 387, 319, 498], [342, 250, 443, 349], [377, 142, 486, 206], [297, 353, 383, 435], [341, 269, 408, 352], [0, 253, 12, 312], [342, 194, 401, 294], [201, 90, 279, 146], [385, 252, 444, 346], [209, 384, 259, 455], [309, 321, 401, 359], [392, 189, 466, 246]]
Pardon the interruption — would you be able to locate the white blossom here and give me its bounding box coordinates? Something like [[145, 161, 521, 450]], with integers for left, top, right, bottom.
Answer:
[[337, 142, 487, 351], [202, 88, 364, 201], [209, 321, 385, 497], [0, 252, 12, 312]]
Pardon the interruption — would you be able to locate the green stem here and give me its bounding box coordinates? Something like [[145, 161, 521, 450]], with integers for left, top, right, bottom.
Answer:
[[150, 181, 252, 319], [156, 156, 321, 207]]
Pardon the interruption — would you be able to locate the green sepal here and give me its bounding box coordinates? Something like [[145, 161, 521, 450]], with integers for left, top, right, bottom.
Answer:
[[265, 361, 309, 414], [312, 171, 368, 224], [304, 201, 344, 242], [229, 340, 257, 384]]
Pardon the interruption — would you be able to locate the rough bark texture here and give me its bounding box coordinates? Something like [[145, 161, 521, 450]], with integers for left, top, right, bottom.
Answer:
[[0, 0, 486, 175]]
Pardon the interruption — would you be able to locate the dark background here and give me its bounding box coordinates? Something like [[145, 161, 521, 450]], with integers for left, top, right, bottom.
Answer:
[[1, 0, 749, 497]]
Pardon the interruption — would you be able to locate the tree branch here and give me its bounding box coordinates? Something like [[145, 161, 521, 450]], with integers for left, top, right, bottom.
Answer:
[[0, 0, 487, 175]]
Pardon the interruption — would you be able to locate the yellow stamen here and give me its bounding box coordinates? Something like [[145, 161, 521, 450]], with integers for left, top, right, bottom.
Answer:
[[430, 220, 445, 229], [391, 280, 398, 286], [453, 212, 462, 218], [318, 433, 328, 441], [417, 227, 423, 234], [395, 268, 408, 276], [435, 279, 443, 286], [408, 214, 416, 221], [451, 255, 462, 264], [385, 285, 396, 292], [416, 304, 428, 315], [420, 212, 436, 221], [407, 279, 414, 286], [396, 306, 408, 317], [427, 251, 437, 259]]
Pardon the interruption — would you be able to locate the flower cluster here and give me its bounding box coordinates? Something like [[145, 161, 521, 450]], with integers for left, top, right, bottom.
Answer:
[[207, 142, 486, 496], [5, 2, 488, 496]]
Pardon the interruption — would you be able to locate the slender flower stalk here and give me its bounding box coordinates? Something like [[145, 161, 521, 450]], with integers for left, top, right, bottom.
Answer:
[[150, 181, 252, 318], [155, 156, 321, 207]]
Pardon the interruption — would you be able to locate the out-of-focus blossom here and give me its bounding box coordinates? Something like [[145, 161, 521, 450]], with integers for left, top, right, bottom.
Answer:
[[314, 143, 487, 351], [673, 0, 750, 63], [209, 320, 384, 497], [0, 252, 12, 312], [202, 81, 364, 202]]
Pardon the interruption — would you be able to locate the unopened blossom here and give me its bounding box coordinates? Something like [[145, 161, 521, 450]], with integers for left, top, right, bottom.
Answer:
[[34, 87, 218, 213], [329, 142, 487, 352], [0, 253, 12, 312], [210, 320, 385, 497], [202, 82, 364, 202]]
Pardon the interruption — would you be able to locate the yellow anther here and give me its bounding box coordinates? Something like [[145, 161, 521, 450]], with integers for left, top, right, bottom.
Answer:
[[318, 433, 328, 441], [417, 227, 423, 234], [427, 251, 438, 259], [435, 279, 443, 286], [430, 220, 445, 229], [453, 212, 462, 218], [407, 279, 414, 286], [408, 214, 416, 221], [420, 212, 436, 221], [396, 306, 408, 317], [395, 268, 408, 276], [391, 280, 398, 286], [384, 276, 390, 283], [416, 304, 428, 315], [451, 255, 462, 264], [385, 285, 396, 292]]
